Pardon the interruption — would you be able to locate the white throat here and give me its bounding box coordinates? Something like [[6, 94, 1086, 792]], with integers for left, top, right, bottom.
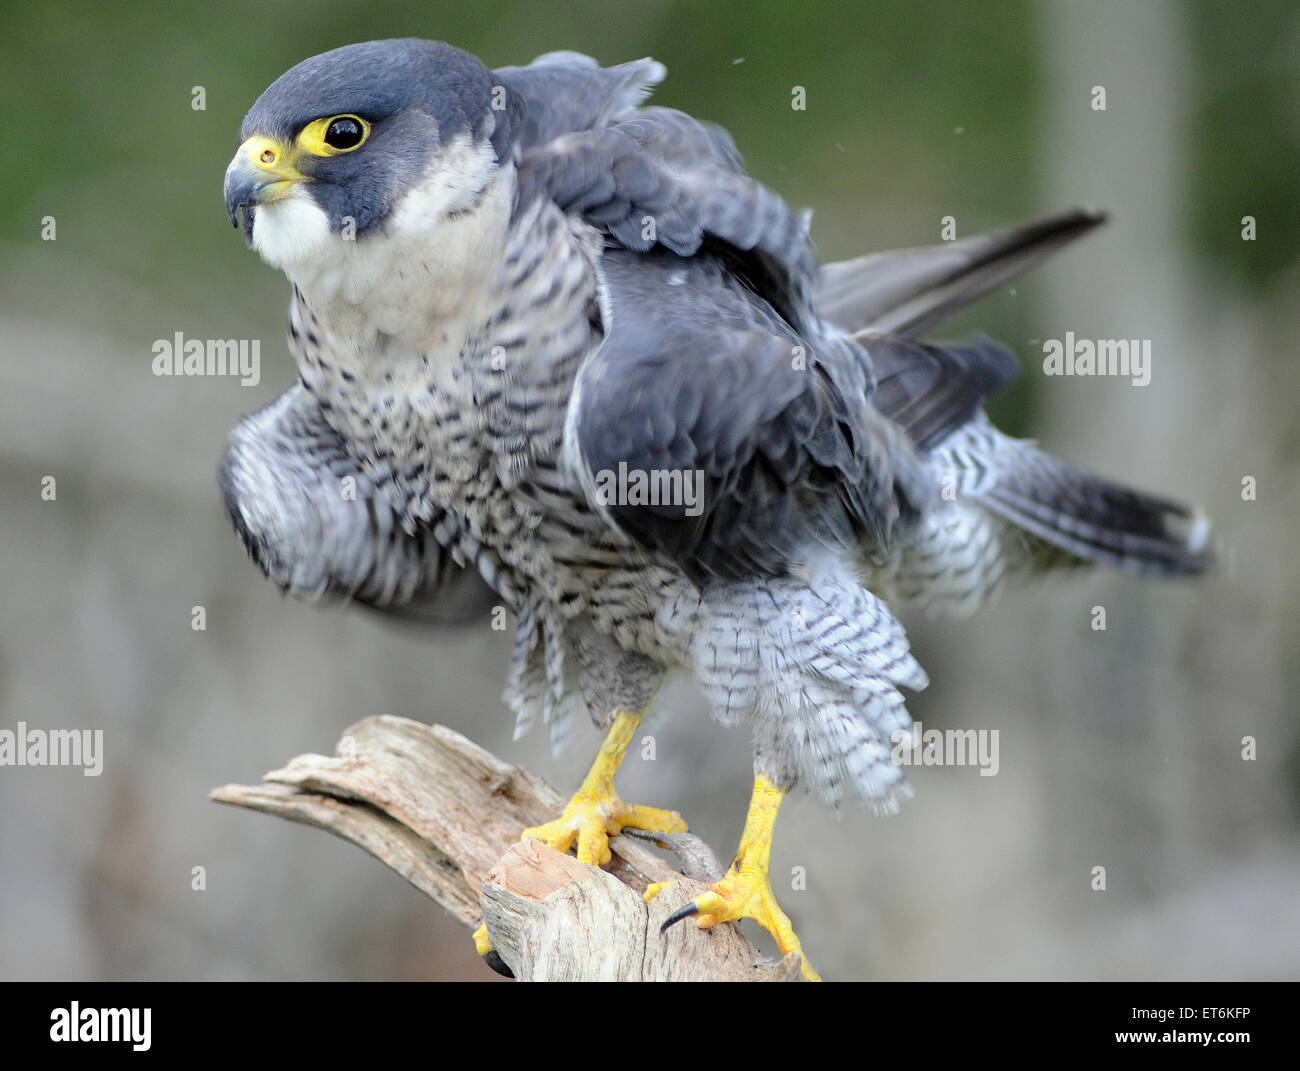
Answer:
[[251, 134, 514, 352]]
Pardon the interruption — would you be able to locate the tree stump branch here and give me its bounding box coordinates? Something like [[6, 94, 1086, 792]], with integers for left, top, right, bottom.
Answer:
[[211, 715, 800, 981]]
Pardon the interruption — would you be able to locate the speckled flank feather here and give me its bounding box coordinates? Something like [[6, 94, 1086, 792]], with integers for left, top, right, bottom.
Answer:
[[863, 415, 1051, 616], [506, 595, 588, 754], [863, 412, 1210, 616], [690, 556, 927, 808]]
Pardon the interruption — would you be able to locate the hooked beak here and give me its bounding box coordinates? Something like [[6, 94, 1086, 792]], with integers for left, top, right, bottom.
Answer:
[[223, 136, 304, 227]]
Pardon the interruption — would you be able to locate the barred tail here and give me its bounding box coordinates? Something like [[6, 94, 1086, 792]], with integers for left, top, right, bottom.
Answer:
[[983, 449, 1212, 577]]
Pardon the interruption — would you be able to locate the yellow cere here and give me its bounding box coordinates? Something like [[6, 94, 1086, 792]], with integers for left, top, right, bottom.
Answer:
[[230, 135, 304, 204]]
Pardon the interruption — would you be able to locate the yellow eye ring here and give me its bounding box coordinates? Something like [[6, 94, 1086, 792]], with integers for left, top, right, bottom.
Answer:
[[298, 114, 370, 157]]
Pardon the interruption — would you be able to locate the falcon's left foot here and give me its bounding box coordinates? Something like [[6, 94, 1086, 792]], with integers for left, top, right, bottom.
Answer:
[[521, 710, 686, 865], [648, 774, 820, 981]]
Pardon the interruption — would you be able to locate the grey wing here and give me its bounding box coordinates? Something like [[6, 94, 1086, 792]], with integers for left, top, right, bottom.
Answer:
[[515, 106, 817, 332], [566, 248, 928, 582], [865, 333, 1020, 450], [493, 51, 665, 151], [220, 385, 502, 626]]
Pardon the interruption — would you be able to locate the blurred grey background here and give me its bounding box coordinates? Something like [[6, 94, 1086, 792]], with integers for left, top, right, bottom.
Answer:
[[2, 0, 1296, 981]]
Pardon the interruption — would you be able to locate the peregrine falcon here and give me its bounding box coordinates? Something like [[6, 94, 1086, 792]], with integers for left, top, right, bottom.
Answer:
[[220, 39, 1211, 980]]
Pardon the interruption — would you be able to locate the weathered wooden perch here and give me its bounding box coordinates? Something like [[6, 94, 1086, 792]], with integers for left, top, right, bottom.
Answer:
[[212, 715, 800, 981]]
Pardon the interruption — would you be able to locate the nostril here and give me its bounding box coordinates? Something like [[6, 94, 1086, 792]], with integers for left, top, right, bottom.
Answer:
[[259, 148, 276, 165]]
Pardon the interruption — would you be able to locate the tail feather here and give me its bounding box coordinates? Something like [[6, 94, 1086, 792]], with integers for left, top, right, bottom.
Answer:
[[983, 451, 1212, 576], [817, 206, 1108, 339], [825, 205, 1215, 594]]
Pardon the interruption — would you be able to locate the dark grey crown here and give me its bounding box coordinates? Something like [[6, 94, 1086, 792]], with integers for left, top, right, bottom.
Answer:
[[237, 39, 518, 234]]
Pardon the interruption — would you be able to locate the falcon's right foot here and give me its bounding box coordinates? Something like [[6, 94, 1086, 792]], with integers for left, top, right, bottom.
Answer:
[[521, 710, 686, 865]]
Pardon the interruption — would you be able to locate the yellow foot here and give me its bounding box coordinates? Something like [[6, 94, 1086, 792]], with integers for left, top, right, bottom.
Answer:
[[647, 871, 820, 981], [522, 789, 686, 866], [646, 772, 820, 981], [520, 709, 686, 866]]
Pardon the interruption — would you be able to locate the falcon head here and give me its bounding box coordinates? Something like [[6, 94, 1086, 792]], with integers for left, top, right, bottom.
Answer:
[[224, 39, 520, 286]]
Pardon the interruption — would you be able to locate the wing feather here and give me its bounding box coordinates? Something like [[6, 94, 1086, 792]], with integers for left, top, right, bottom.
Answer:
[[567, 250, 926, 581], [221, 385, 501, 626]]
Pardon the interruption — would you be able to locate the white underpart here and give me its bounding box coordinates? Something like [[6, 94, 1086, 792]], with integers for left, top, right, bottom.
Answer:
[[251, 189, 332, 272], [251, 133, 512, 381]]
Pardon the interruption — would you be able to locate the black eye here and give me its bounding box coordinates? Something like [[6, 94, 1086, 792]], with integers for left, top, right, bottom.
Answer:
[[325, 117, 364, 150]]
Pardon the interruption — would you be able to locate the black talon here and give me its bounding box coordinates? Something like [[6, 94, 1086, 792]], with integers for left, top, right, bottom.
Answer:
[[482, 949, 515, 978], [660, 901, 701, 933]]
